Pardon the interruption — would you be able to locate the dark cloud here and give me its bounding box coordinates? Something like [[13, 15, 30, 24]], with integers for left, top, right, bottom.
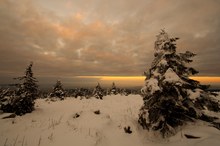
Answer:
[[0, 0, 220, 87]]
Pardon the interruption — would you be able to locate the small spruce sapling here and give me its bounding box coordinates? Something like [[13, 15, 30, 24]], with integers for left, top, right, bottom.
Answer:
[[110, 82, 118, 95], [50, 80, 65, 100], [93, 83, 104, 99]]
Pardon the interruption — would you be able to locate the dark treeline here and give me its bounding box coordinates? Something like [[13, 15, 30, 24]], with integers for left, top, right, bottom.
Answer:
[[38, 84, 141, 99], [0, 63, 141, 116]]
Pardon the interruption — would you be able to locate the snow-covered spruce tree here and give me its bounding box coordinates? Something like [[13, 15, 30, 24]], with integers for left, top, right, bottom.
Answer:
[[0, 88, 14, 111], [1, 62, 38, 115], [110, 82, 117, 95], [93, 83, 104, 99], [138, 30, 220, 137], [50, 80, 65, 100]]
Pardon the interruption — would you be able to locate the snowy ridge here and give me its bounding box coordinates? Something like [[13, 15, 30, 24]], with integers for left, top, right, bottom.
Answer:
[[1, 95, 220, 146]]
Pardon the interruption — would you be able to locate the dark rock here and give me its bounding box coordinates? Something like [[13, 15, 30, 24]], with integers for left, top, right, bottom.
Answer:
[[94, 110, 100, 115], [124, 126, 132, 134], [2, 113, 16, 119], [73, 113, 80, 118]]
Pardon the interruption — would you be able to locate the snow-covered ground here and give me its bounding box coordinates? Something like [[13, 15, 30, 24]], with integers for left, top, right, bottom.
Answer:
[[1, 94, 220, 146]]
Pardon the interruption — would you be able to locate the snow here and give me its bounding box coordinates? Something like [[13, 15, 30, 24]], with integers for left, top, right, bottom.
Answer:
[[1, 94, 220, 146], [152, 68, 160, 77], [163, 68, 184, 84], [142, 78, 160, 94], [187, 88, 202, 101], [215, 92, 220, 100], [158, 59, 168, 66]]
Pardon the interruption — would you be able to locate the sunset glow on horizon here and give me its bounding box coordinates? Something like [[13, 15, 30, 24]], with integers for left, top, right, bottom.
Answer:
[[190, 77, 220, 83], [77, 76, 220, 82], [76, 76, 220, 87]]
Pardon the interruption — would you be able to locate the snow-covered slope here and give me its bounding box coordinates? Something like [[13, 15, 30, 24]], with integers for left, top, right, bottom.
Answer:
[[0, 94, 220, 146]]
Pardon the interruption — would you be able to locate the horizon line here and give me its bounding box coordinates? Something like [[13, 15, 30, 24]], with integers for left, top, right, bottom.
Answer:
[[76, 76, 220, 83]]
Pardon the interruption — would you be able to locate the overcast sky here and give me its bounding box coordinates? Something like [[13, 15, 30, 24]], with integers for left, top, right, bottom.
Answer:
[[0, 0, 220, 87]]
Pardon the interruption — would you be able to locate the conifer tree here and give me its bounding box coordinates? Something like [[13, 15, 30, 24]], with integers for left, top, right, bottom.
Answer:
[[110, 82, 117, 95], [1, 62, 38, 115], [93, 83, 104, 99], [15, 62, 38, 99], [50, 80, 65, 100], [138, 30, 220, 137]]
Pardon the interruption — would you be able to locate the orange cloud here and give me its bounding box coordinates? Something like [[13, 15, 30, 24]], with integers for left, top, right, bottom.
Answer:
[[65, 0, 73, 9], [53, 23, 75, 39], [74, 12, 84, 20]]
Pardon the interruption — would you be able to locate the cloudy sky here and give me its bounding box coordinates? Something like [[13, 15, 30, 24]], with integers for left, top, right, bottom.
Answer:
[[0, 0, 220, 88]]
